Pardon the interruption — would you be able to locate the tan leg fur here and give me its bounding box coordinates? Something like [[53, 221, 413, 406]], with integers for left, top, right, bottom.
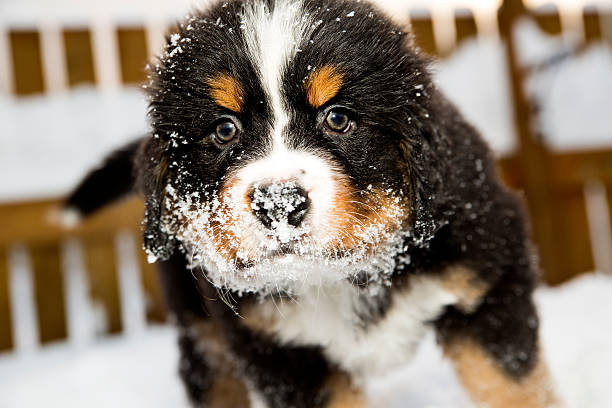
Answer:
[[324, 373, 368, 408], [445, 338, 560, 408]]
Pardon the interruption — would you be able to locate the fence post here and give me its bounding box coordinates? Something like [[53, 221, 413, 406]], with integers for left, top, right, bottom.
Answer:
[[498, 0, 564, 284], [0, 248, 13, 351]]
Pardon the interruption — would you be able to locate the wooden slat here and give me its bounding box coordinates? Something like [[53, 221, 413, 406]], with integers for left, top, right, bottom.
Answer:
[[608, 188, 612, 263], [549, 148, 612, 190], [63, 29, 96, 87], [534, 9, 562, 36], [583, 7, 602, 44], [117, 27, 148, 85], [497, 156, 524, 189], [0, 248, 13, 351], [455, 9, 478, 46], [551, 190, 595, 284], [601, 12, 612, 48], [137, 240, 166, 323], [9, 30, 45, 95], [0, 196, 144, 247], [30, 243, 67, 343], [84, 235, 122, 334], [410, 14, 438, 57], [499, 0, 563, 285]]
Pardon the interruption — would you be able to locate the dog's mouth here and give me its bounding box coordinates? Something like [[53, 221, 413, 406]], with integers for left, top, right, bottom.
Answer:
[[233, 238, 318, 268], [232, 244, 297, 270]]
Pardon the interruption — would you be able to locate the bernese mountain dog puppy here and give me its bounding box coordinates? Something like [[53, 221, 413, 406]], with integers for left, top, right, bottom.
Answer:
[[64, 0, 560, 406]]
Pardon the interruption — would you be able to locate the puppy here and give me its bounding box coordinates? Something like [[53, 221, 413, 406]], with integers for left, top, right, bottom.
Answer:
[[65, 0, 559, 406]]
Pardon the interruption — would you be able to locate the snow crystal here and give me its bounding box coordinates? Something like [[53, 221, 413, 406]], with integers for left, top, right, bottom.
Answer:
[[169, 33, 181, 46]]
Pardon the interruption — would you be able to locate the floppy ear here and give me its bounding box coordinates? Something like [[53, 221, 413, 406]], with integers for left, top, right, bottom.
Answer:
[[133, 136, 176, 263], [62, 137, 145, 223], [397, 89, 454, 247]]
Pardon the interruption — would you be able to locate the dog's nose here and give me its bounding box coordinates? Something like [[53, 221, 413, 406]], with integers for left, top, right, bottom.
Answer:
[[248, 181, 310, 229]]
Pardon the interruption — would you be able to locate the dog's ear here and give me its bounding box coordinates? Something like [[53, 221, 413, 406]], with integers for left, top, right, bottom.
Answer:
[[134, 136, 176, 263], [398, 87, 453, 247], [61, 137, 145, 225]]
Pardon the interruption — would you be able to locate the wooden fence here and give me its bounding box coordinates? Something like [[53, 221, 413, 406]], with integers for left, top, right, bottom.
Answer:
[[0, 198, 166, 352], [0, 0, 611, 353]]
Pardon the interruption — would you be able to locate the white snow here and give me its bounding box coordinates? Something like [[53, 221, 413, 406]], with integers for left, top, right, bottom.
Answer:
[[0, 326, 189, 408], [516, 20, 612, 151], [434, 37, 518, 155], [0, 87, 147, 202], [532, 43, 612, 151], [0, 0, 197, 26], [0, 273, 610, 407]]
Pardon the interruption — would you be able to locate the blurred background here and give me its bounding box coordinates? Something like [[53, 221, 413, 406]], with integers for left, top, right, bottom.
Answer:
[[0, 0, 611, 407]]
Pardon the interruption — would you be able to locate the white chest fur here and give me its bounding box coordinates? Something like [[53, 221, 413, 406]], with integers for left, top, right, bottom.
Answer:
[[254, 277, 460, 381]]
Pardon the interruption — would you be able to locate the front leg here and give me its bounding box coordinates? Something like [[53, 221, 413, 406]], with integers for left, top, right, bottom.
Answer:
[[436, 284, 559, 408], [232, 329, 366, 408], [444, 336, 557, 408], [323, 373, 367, 408], [246, 369, 366, 408], [157, 252, 250, 407], [178, 320, 250, 407]]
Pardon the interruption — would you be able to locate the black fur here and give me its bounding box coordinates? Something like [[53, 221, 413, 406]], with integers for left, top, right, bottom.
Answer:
[[66, 0, 544, 405]]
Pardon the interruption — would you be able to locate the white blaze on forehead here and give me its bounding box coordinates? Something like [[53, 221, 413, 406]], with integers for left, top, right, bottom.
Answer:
[[240, 0, 311, 151], [237, 0, 340, 245]]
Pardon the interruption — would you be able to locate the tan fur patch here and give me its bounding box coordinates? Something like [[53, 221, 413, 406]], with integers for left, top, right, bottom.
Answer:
[[191, 321, 250, 407], [439, 266, 489, 313], [326, 184, 408, 255], [306, 65, 344, 108], [324, 373, 367, 408], [192, 320, 230, 361], [241, 299, 278, 334], [207, 374, 250, 408], [445, 338, 560, 408], [206, 73, 244, 112], [207, 178, 254, 264]]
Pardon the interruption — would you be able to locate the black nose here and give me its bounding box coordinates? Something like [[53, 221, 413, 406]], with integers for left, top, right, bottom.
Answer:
[[249, 181, 310, 229]]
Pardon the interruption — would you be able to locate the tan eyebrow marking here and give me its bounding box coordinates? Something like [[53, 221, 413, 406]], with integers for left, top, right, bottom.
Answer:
[[206, 73, 244, 112], [305, 65, 344, 108]]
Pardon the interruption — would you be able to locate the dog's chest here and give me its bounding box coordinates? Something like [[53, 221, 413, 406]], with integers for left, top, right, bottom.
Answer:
[[251, 278, 458, 380]]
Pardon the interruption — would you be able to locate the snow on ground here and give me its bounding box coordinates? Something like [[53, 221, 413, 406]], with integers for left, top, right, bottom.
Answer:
[[0, 326, 189, 408], [0, 273, 610, 407]]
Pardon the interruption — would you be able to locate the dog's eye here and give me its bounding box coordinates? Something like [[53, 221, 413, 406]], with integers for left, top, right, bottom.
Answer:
[[212, 119, 240, 146], [323, 108, 355, 134]]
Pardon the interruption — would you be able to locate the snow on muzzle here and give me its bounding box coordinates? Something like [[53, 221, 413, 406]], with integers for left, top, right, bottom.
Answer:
[[167, 148, 409, 290]]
